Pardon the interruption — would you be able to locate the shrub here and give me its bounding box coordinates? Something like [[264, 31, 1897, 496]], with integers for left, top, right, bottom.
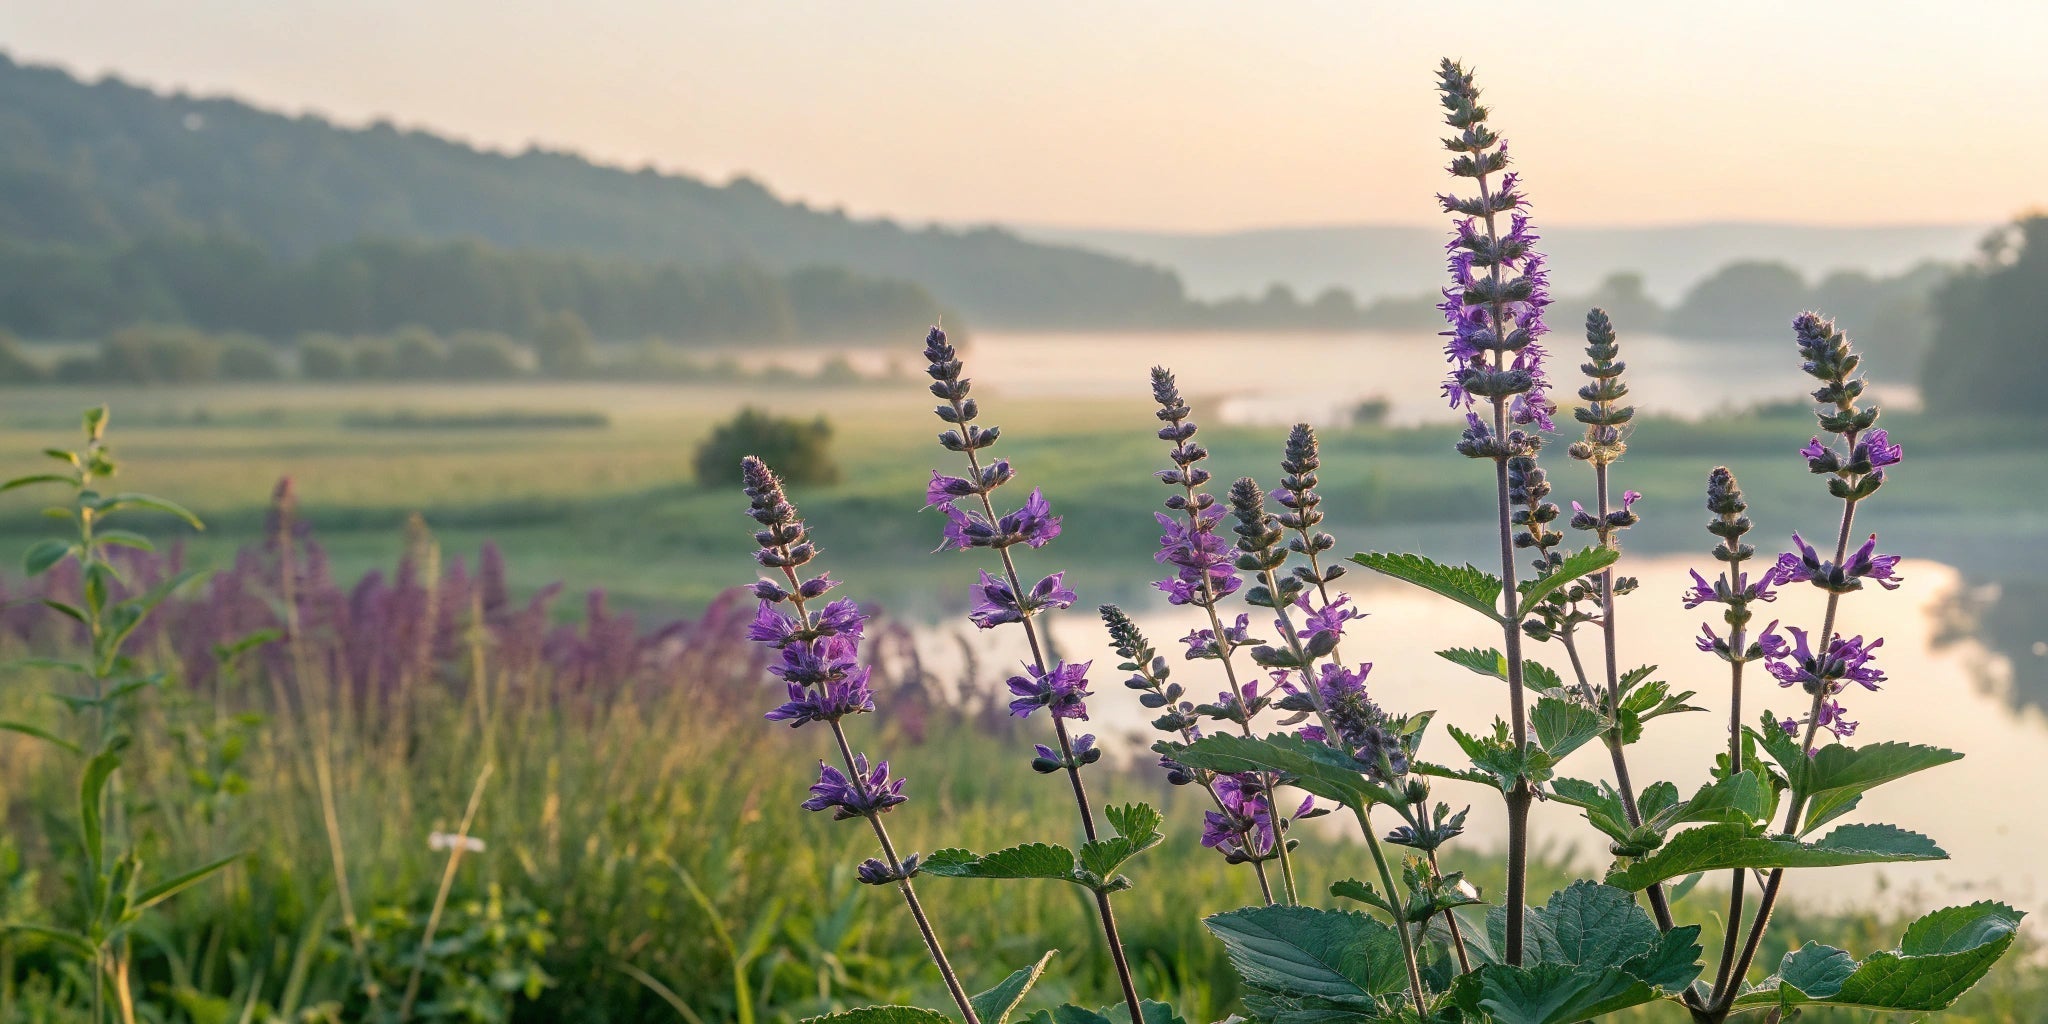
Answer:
[[693, 407, 838, 489]]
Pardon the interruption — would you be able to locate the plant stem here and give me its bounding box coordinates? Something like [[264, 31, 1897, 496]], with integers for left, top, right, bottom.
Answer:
[[782, 570, 983, 1024], [952, 441, 1147, 1023], [398, 762, 492, 1023], [1357, 805, 1431, 1012], [1426, 850, 1473, 974], [1711, 490, 1861, 1016]]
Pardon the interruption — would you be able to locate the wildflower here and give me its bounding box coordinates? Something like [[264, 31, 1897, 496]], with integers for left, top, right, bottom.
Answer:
[[801, 756, 908, 820], [765, 676, 876, 728], [1772, 532, 1904, 593], [1764, 627, 1886, 695], [1780, 699, 1858, 745], [1682, 568, 1777, 610], [968, 570, 1075, 630], [936, 488, 1062, 551], [1006, 660, 1093, 720], [1182, 613, 1253, 660], [1202, 774, 1315, 860], [1150, 368, 1242, 607]]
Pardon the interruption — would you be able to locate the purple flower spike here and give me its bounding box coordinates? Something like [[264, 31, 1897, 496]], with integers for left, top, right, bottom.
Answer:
[[1858, 429, 1902, 470], [1843, 535, 1904, 591], [969, 570, 1076, 629], [801, 755, 907, 820], [1006, 660, 1093, 720], [765, 673, 876, 728]]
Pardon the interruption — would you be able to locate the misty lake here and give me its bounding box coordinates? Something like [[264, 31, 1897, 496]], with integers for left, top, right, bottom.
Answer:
[[745, 328, 1922, 426], [899, 553, 2043, 915]]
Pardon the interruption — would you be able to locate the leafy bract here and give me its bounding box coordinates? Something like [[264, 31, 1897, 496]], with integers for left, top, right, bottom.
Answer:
[[924, 844, 1076, 883], [1604, 822, 1945, 891], [1174, 733, 1397, 809], [1514, 546, 1621, 615], [972, 951, 1057, 1024], [1530, 697, 1604, 761], [1205, 905, 1407, 1022], [1351, 553, 1502, 622], [1733, 902, 2023, 1012]]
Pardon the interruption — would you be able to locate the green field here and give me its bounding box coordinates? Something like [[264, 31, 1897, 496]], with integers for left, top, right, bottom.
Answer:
[[2, 381, 2043, 615]]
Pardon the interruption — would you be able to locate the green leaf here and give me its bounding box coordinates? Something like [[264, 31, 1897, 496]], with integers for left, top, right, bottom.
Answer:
[[1454, 963, 1660, 1024], [1795, 740, 1964, 835], [1351, 552, 1502, 622], [0, 923, 99, 958], [1547, 778, 1634, 845], [0, 720, 81, 756], [1734, 902, 2024, 1012], [799, 1007, 954, 1024], [1527, 881, 1658, 971], [1205, 905, 1407, 1018], [135, 853, 241, 911], [1604, 822, 1946, 891], [96, 492, 204, 529], [24, 539, 76, 577], [0, 473, 73, 494], [1515, 546, 1621, 616], [1174, 733, 1397, 809], [93, 529, 155, 552], [1435, 648, 1560, 692], [922, 843, 1078, 883], [1020, 1003, 1182, 1024], [81, 741, 128, 880], [1646, 772, 1768, 832], [1530, 697, 1604, 760], [1447, 722, 1555, 792], [971, 951, 1057, 1024], [1081, 803, 1164, 880]]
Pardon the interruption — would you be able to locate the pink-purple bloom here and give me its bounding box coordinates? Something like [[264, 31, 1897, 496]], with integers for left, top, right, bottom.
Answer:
[[1201, 773, 1314, 859], [935, 488, 1062, 552], [1006, 660, 1094, 720], [1773, 532, 1904, 592], [1765, 627, 1886, 695], [1153, 509, 1242, 606], [1182, 613, 1253, 660], [801, 755, 907, 820], [968, 570, 1076, 630], [1682, 568, 1778, 610], [765, 676, 876, 728], [1781, 698, 1858, 745]]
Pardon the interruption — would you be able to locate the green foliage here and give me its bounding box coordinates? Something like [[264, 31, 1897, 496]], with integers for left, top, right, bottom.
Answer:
[[1735, 902, 2024, 1012], [1923, 215, 2048, 414], [1171, 733, 1399, 810], [970, 951, 1058, 1024], [1435, 647, 1563, 692], [1452, 883, 1701, 1023], [1349, 552, 1503, 621], [1515, 547, 1621, 615], [694, 408, 840, 489], [927, 804, 1163, 895], [357, 884, 556, 1022], [1604, 822, 1946, 891], [1204, 905, 1409, 1020]]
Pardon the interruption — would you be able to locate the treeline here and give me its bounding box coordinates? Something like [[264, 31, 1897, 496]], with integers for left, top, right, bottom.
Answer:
[[1921, 214, 2048, 416], [0, 317, 909, 387], [0, 233, 948, 344]]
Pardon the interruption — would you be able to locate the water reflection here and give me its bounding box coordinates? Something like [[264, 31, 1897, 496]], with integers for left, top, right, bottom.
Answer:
[[1933, 576, 2048, 716], [889, 555, 2043, 914]]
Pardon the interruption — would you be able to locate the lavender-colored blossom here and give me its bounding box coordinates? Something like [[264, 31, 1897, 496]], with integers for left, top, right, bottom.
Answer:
[[1202, 774, 1315, 859], [1006, 660, 1093, 720], [1764, 627, 1886, 695], [1153, 510, 1242, 606], [1682, 568, 1778, 610], [1858, 428, 1902, 470], [801, 755, 908, 820], [1182, 613, 1253, 660], [968, 570, 1076, 630], [1299, 594, 1363, 642], [1772, 532, 1904, 592], [935, 488, 1062, 552], [1780, 699, 1858, 745], [765, 676, 877, 727]]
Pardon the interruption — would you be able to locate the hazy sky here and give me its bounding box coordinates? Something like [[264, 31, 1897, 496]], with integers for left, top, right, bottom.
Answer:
[[6, 1, 2044, 232]]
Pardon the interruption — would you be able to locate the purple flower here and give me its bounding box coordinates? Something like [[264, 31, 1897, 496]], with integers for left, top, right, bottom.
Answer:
[[1153, 510, 1242, 607], [1765, 627, 1886, 694], [1202, 774, 1316, 859], [1299, 594, 1363, 643], [1857, 429, 1902, 470], [767, 634, 863, 687], [968, 570, 1076, 629], [1800, 437, 1832, 462], [1781, 699, 1858, 747], [747, 602, 801, 645], [934, 489, 1063, 552], [765, 674, 876, 728], [801, 755, 907, 819], [1842, 535, 1904, 591], [926, 471, 980, 507], [1682, 568, 1778, 610], [1182, 613, 1253, 659], [1006, 660, 1093, 720]]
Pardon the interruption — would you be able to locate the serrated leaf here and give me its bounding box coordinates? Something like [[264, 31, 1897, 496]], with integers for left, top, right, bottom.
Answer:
[[1619, 925, 1704, 992], [1515, 546, 1621, 616], [1547, 778, 1635, 845], [1175, 733, 1397, 809], [1205, 905, 1407, 1015], [1604, 822, 1946, 891], [799, 1006, 954, 1024], [1795, 741, 1964, 835], [1647, 772, 1767, 832], [972, 951, 1057, 1024], [1453, 963, 1660, 1024], [1435, 648, 1559, 692], [1529, 881, 1659, 971], [1352, 552, 1502, 622], [922, 843, 1078, 883], [1734, 902, 2023, 1012], [1530, 697, 1604, 760]]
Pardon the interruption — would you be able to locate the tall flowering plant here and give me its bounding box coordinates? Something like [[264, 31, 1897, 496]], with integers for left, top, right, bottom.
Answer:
[[736, 62, 2018, 1024]]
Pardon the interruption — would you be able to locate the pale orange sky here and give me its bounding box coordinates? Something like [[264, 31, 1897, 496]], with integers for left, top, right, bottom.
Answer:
[[6, 1, 2044, 232]]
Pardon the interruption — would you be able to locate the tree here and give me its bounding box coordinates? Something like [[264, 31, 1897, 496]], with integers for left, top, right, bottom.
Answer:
[[692, 408, 839, 489], [1665, 261, 1807, 340], [531, 310, 598, 377], [1921, 214, 2048, 415]]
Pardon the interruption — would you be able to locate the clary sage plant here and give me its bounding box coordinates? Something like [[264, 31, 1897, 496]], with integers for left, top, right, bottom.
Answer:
[[736, 62, 2021, 1024]]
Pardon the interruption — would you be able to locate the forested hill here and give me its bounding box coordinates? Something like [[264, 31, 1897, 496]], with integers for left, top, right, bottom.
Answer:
[[0, 53, 1188, 328]]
